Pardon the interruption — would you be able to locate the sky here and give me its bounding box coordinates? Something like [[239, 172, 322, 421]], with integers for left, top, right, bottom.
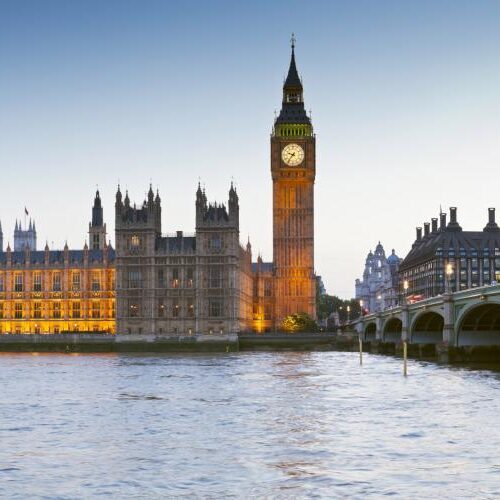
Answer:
[[0, 0, 499, 298]]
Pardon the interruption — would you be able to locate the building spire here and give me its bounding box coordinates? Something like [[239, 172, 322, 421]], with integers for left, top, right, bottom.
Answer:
[[274, 35, 310, 128], [284, 33, 302, 90]]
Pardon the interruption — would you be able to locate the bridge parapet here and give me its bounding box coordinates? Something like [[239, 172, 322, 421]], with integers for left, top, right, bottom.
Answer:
[[354, 284, 500, 348]]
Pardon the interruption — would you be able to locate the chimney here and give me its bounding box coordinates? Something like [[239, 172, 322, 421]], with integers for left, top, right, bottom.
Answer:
[[484, 207, 499, 232], [447, 207, 462, 231], [440, 212, 447, 229], [416, 227, 422, 241], [424, 222, 430, 237], [431, 218, 438, 233], [489, 208, 496, 224], [450, 207, 457, 224]]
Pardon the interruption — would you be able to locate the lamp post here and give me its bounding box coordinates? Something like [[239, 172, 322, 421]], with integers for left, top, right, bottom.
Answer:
[[403, 280, 409, 305], [359, 299, 364, 318], [446, 263, 453, 293], [347, 305, 351, 323]]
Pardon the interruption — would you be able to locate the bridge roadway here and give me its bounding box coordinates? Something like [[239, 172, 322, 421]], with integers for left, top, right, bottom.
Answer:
[[355, 284, 500, 358]]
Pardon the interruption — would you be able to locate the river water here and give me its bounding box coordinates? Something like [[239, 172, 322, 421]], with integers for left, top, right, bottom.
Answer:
[[0, 351, 499, 499]]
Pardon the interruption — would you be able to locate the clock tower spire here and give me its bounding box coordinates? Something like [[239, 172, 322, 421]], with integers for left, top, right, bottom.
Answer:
[[271, 37, 316, 326]]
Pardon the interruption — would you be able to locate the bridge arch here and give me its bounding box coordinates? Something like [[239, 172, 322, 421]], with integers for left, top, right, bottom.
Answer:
[[364, 322, 376, 341], [410, 311, 444, 344], [383, 317, 402, 343], [456, 303, 500, 346]]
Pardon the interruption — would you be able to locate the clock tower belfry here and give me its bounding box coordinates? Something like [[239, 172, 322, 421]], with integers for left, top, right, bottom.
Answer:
[[271, 37, 316, 325]]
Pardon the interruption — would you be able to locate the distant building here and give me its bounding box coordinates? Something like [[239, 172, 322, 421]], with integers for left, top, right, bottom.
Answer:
[[355, 242, 401, 313], [14, 219, 37, 251], [316, 276, 326, 296], [399, 207, 500, 299]]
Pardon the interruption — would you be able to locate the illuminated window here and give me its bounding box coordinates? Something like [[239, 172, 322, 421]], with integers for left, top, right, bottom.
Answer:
[[158, 301, 165, 317], [92, 272, 100, 291], [15, 274, 23, 292], [52, 272, 61, 292], [0, 303, 3, 319], [72, 302, 81, 319], [187, 300, 194, 317], [129, 302, 139, 317], [171, 268, 179, 288], [172, 299, 179, 318], [14, 303, 22, 319], [33, 302, 42, 319], [131, 235, 140, 248], [72, 272, 81, 291], [33, 273, 42, 292], [92, 301, 100, 319], [53, 302, 61, 319], [186, 268, 194, 287]]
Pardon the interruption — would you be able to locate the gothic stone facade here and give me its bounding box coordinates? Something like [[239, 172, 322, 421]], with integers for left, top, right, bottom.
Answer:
[[0, 192, 115, 334], [252, 40, 316, 330], [115, 184, 253, 336]]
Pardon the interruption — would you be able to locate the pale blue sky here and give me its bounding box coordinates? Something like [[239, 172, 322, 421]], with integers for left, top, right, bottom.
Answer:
[[0, 0, 499, 297]]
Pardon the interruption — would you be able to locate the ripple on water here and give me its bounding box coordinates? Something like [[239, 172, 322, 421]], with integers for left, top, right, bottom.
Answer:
[[0, 352, 499, 498]]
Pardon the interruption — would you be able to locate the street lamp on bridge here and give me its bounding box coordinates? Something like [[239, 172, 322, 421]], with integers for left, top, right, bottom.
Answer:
[[446, 263, 454, 293]]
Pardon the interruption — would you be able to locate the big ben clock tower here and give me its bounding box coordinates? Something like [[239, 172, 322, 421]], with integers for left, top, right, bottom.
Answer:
[[272, 36, 316, 324]]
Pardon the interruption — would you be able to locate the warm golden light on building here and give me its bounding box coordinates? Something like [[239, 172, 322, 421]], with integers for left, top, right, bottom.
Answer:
[[0, 247, 115, 334]]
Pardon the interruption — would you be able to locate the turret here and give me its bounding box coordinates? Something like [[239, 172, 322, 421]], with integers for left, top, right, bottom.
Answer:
[[228, 182, 239, 224], [147, 184, 154, 209], [89, 190, 107, 250], [195, 183, 208, 226]]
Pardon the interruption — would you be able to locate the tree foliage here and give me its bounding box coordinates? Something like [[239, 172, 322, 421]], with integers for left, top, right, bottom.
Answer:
[[280, 312, 318, 333], [316, 281, 361, 325]]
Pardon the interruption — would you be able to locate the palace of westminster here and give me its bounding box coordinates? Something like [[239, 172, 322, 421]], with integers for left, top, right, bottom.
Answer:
[[0, 43, 316, 335]]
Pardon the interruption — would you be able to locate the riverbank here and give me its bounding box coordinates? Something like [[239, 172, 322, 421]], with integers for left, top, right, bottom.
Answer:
[[0, 333, 498, 364]]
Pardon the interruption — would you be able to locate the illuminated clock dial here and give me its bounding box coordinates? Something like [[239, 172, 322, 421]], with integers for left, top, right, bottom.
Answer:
[[281, 143, 305, 166]]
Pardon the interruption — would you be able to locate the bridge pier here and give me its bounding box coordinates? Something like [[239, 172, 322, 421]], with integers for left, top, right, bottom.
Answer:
[[375, 314, 383, 341], [443, 292, 455, 345]]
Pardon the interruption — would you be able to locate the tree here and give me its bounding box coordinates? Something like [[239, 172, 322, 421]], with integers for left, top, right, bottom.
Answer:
[[280, 312, 318, 333]]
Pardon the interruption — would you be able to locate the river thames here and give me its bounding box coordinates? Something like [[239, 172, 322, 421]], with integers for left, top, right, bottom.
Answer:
[[0, 352, 499, 498]]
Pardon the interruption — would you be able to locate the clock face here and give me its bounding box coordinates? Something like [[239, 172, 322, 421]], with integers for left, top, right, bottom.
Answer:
[[281, 143, 305, 167]]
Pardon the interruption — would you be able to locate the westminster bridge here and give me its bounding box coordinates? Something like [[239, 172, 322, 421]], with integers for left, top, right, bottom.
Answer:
[[355, 284, 500, 349]]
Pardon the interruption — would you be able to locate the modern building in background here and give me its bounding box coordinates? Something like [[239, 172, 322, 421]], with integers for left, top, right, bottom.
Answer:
[[355, 242, 402, 313], [0, 192, 115, 334], [399, 207, 500, 299]]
